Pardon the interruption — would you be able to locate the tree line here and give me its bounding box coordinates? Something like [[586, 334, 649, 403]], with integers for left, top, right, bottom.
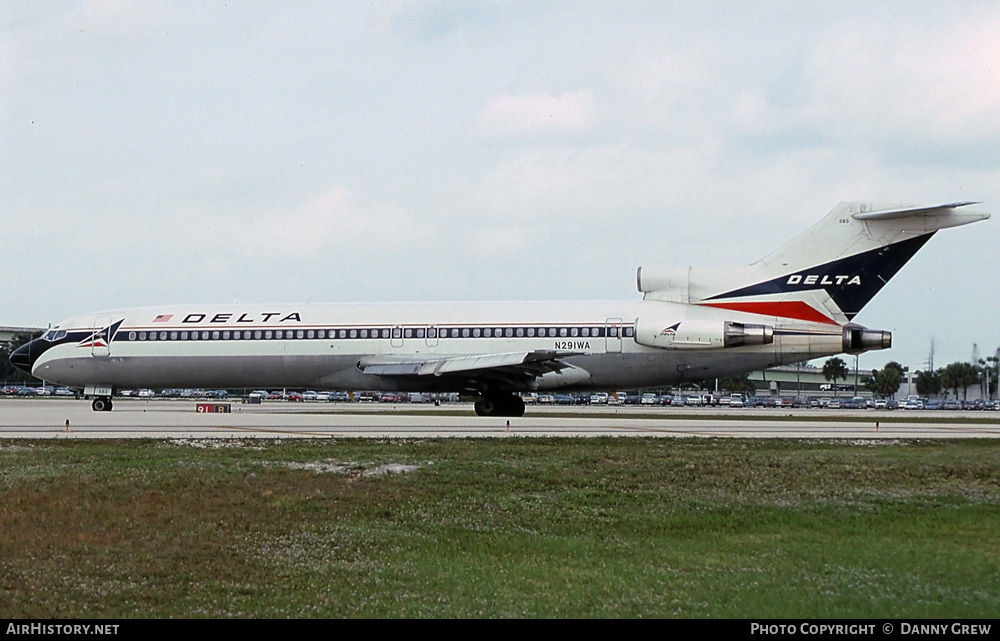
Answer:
[[821, 355, 999, 400]]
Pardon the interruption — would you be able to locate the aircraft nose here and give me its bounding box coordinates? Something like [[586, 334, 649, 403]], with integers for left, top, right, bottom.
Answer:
[[10, 341, 39, 375]]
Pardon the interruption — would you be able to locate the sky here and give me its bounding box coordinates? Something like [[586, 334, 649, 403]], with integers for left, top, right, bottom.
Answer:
[[2, 1, 999, 372]]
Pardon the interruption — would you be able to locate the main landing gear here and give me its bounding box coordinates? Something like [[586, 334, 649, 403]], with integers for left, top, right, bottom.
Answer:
[[92, 397, 113, 412], [474, 394, 525, 417]]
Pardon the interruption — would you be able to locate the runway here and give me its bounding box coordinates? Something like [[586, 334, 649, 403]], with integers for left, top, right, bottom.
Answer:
[[2, 398, 998, 439]]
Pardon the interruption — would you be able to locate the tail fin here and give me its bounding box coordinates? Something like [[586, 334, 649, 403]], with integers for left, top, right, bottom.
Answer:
[[638, 201, 990, 325]]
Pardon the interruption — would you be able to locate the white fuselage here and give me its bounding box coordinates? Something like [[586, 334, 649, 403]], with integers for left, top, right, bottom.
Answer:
[[28, 299, 847, 394]]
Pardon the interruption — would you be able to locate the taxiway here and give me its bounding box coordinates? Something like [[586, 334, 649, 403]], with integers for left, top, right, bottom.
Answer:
[[1, 399, 997, 439]]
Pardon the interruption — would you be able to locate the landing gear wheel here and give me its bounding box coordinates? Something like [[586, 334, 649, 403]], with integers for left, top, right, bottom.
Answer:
[[474, 394, 525, 417], [507, 395, 525, 417], [92, 397, 113, 412]]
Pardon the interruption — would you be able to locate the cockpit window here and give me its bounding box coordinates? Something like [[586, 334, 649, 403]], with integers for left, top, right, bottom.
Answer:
[[42, 330, 67, 341]]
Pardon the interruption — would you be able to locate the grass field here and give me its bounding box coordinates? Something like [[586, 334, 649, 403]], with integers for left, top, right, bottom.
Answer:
[[1, 438, 998, 618]]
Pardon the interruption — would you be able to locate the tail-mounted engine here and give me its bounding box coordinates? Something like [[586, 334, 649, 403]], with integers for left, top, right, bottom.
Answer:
[[842, 323, 892, 354], [634, 318, 773, 350]]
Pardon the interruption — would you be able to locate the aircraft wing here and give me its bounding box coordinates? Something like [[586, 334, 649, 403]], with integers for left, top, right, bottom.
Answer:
[[358, 350, 583, 379]]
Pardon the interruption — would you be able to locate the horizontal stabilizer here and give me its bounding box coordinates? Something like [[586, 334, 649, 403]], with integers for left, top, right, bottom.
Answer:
[[851, 201, 981, 220]]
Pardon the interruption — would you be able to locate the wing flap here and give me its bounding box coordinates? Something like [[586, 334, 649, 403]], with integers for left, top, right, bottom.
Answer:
[[359, 350, 582, 379]]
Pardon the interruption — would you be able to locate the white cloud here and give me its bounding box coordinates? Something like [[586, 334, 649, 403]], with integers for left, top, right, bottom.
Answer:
[[476, 92, 595, 137], [165, 185, 432, 261], [73, 0, 169, 38], [799, 13, 1000, 144]]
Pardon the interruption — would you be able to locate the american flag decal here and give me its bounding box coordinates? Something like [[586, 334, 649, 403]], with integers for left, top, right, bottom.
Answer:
[[153, 314, 173, 323]]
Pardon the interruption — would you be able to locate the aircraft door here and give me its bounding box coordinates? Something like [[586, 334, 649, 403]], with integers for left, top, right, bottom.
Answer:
[[425, 325, 438, 348], [605, 317, 623, 354], [390, 325, 404, 348], [91, 319, 113, 357]]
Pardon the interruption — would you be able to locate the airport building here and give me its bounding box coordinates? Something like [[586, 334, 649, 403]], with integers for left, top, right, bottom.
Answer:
[[1, 326, 44, 345]]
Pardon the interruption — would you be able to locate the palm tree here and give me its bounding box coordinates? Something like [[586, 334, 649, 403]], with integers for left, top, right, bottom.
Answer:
[[823, 357, 849, 397]]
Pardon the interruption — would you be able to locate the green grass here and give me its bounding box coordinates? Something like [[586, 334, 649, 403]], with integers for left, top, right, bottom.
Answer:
[[1, 438, 998, 618]]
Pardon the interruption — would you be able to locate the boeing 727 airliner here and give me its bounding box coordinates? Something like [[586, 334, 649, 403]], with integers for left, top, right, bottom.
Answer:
[[10, 201, 990, 416]]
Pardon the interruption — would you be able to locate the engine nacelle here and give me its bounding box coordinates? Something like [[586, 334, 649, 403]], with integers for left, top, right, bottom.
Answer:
[[634, 318, 774, 350], [842, 324, 892, 353]]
